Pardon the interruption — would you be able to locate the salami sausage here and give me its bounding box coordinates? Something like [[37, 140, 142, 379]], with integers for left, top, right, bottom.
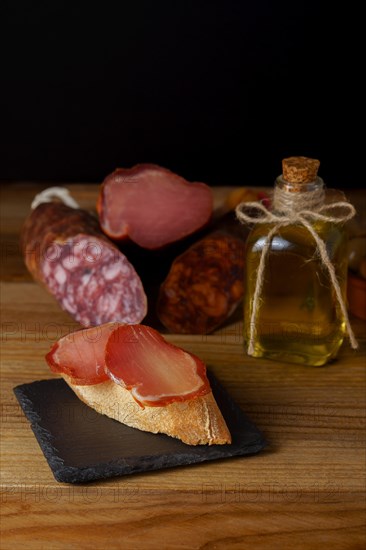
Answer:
[[97, 164, 213, 249], [157, 232, 245, 334], [21, 202, 147, 327]]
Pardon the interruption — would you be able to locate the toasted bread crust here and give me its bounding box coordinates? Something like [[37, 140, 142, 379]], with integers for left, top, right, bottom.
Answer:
[[63, 375, 231, 445]]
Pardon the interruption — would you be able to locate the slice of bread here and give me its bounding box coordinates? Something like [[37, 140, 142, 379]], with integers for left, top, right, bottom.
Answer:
[[63, 374, 231, 445]]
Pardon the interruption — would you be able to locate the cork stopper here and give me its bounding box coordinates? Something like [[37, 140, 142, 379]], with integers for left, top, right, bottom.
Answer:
[[282, 156, 320, 184]]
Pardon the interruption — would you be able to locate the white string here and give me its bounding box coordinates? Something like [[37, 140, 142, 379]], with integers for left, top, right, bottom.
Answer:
[[31, 187, 80, 210], [299, 215, 358, 350], [236, 190, 358, 353]]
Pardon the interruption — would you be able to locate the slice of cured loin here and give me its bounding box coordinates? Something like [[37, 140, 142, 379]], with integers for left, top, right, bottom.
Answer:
[[104, 325, 210, 406], [46, 323, 209, 404], [46, 323, 116, 384], [97, 164, 213, 249], [21, 202, 147, 327], [45, 323, 231, 445]]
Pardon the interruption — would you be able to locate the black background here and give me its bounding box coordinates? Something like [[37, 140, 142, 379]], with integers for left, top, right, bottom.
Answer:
[[2, 1, 362, 188]]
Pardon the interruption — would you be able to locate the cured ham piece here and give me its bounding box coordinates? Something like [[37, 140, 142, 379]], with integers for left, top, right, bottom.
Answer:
[[46, 323, 210, 404], [104, 325, 210, 406], [45, 323, 231, 445], [97, 164, 213, 249], [46, 323, 116, 385], [21, 202, 147, 327]]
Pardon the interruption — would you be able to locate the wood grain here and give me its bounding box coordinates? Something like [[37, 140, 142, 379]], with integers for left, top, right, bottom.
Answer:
[[1, 184, 365, 550]]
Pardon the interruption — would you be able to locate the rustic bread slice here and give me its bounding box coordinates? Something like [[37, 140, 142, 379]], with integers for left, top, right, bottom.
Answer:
[[63, 374, 231, 445]]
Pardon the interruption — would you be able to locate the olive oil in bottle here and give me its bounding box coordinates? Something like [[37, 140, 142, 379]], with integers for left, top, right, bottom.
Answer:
[[242, 157, 352, 366]]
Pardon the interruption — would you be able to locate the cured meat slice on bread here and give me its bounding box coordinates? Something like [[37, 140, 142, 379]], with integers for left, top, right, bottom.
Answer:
[[46, 323, 231, 445], [97, 164, 213, 249]]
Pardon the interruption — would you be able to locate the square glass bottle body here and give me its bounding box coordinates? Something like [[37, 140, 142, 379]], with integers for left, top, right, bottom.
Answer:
[[244, 220, 348, 366]]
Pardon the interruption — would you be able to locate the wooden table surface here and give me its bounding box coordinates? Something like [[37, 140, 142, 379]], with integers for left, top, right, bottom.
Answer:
[[1, 183, 365, 550]]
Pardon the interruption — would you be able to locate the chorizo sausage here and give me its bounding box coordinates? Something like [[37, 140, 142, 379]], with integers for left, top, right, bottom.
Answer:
[[157, 231, 245, 334]]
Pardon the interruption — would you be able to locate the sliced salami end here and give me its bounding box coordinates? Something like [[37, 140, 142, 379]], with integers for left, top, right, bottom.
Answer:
[[42, 235, 147, 327], [22, 202, 148, 328], [97, 164, 213, 249], [105, 325, 211, 407], [45, 323, 118, 385]]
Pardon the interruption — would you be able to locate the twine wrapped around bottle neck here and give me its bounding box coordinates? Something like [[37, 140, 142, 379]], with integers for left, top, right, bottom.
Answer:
[[274, 185, 325, 213], [236, 185, 358, 354]]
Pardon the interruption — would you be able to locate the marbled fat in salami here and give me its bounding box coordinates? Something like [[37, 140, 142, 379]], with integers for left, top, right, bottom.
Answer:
[[21, 202, 147, 327]]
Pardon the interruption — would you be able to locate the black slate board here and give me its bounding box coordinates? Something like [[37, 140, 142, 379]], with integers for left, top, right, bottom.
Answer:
[[13, 373, 266, 484]]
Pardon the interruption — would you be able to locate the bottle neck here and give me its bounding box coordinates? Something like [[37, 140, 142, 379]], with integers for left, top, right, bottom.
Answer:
[[273, 175, 325, 214]]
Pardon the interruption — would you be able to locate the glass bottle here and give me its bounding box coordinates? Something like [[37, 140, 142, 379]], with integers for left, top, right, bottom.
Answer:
[[243, 157, 349, 366]]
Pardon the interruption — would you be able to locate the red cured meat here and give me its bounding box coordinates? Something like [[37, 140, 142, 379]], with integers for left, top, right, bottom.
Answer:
[[45, 323, 211, 406], [97, 164, 213, 249], [157, 232, 245, 334], [46, 323, 117, 384], [104, 325, 210, 406], [42, 235, 146, 327], [21, 202, 147, 327]]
